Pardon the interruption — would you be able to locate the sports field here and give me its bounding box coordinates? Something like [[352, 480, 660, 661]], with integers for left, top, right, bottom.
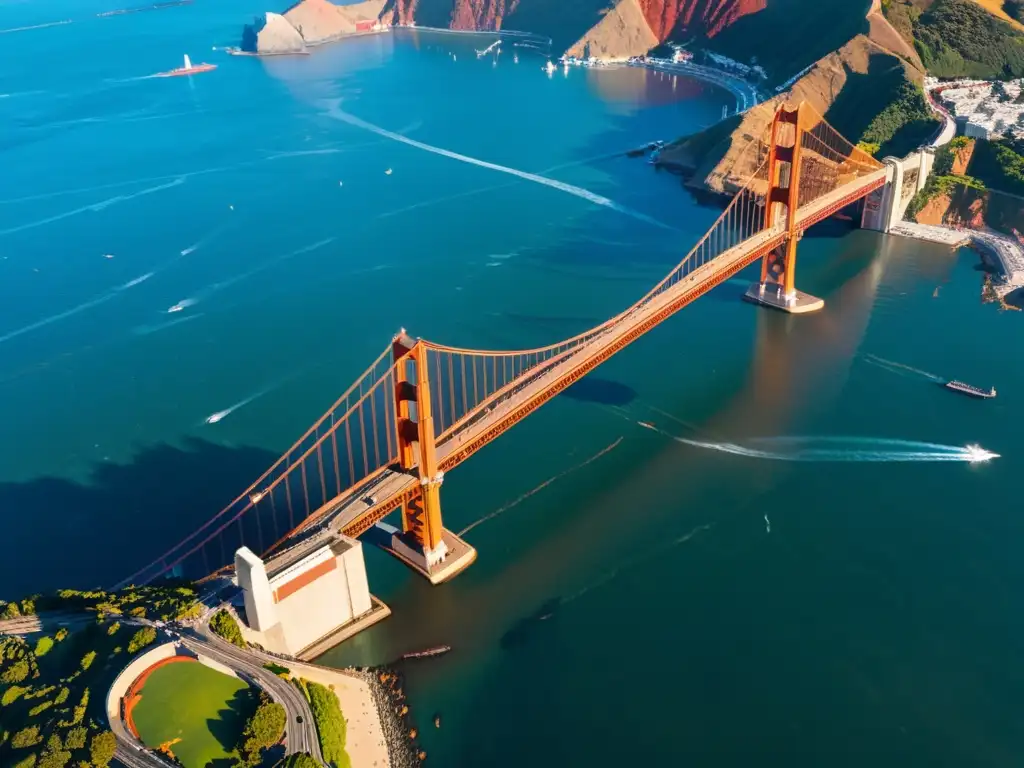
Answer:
[[132, 660, 258, 768]]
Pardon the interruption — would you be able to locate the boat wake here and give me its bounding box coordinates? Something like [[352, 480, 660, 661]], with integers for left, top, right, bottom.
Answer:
[[635, 421, 999, 464], [458, 437, 623, 536], [0, 272, 152, 346], [133, 312, 204, 336], [204, 370, 307, 425], [0, 178, 186, 236], [166, 237, 335, 313], [322, 100, 672, 230], [862, 353, 944, 383]]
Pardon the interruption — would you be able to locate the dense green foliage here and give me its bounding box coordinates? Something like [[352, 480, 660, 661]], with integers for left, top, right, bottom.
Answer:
[[0, 585, 194, 768], [887, 0, 1024, 78], [209, 610, 246, 648], [0, 584, 201, 624], [276, 754, 321, 768], [126, 626, 156, 655], [860, 81, 941, 155], [905, 139, 989, 217], [236, 696, 287, 766], [303, 681, 351, 768], [263, 662, 291, 676], [88, 732, 115, 768], [970, 137, 1024, 194]]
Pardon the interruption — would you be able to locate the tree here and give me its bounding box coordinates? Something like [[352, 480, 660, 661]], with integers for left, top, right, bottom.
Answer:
[[11, 726, 42, 749], [89, 732, 116, 768], [237, 698, 287, 766], [106, 622, 121, 636], [79, 651, 95, 672], [2, 658, 31, 684], [36, 751, 71, 768], [13, 755, 37, 768], [2, 601, 21, 619], [127, 626, 156, 654], [210, 610, 246, 648], [64, 727, 87, 751], [54, 628, 68, 642], [275, 754, 320, 768], [34, 636, 54, 657], [2, 684, 27, 706]]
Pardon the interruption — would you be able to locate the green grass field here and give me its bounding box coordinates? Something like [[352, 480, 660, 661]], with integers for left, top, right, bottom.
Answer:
[[132, 660, 258, 768]]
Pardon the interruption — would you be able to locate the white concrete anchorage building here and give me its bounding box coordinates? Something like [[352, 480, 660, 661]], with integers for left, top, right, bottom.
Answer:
[[235, 534, 384, 657]]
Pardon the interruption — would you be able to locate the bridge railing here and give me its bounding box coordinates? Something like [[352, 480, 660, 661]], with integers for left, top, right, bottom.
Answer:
[[113, 347, 401, 588], [116, 101, 889, 588]]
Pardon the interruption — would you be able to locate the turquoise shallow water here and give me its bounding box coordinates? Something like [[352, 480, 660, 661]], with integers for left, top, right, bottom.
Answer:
[[3, 2, 1023, 765]]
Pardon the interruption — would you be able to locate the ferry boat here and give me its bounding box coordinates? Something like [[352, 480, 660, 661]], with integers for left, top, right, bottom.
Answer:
[[156, 54, 216, 77], [944, 380, 996, 399]]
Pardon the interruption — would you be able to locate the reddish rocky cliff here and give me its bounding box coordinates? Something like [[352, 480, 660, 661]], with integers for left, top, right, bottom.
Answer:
[[391, 0, 766, 54], [638, 0, 765, 40]]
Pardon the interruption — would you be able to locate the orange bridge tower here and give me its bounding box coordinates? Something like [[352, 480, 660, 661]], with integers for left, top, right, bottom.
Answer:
[[744, 101, 826, 314], [388, 330, 477, 584]]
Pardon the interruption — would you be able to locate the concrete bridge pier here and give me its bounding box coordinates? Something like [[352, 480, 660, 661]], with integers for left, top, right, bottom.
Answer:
[[861, 149, 935, 234]]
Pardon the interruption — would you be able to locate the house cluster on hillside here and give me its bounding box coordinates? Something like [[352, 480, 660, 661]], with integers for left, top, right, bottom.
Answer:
[[930, 77, 1024, 140]]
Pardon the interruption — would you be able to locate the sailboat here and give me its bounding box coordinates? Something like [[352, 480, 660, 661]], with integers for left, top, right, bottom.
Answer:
[[156, 53, 217, 78]]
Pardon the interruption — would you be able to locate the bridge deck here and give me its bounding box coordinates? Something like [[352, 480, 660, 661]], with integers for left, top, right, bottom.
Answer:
[[262, 170, 886, 572]]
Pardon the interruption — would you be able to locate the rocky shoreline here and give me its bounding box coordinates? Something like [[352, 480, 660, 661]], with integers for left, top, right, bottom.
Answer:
[[349, 666, 425, 767]]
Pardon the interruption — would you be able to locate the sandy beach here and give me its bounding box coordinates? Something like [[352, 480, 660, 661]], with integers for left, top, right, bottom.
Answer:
[[287, 660, 391, 767]]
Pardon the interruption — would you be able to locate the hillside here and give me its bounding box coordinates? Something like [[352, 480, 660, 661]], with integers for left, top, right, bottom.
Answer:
[[243, 0, 387, 53], [660, 32, 937, 192], [883, 0, 1024, 79], [390, 0, 860, 69]]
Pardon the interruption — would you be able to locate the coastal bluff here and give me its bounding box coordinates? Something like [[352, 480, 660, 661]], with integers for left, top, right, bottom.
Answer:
[[242, 0, 387, 54]]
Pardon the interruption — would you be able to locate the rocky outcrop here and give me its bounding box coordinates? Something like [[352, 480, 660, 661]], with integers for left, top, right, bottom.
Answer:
[[285, 0, 386, 44], [391, 0, 765, 58], [638, 0, 765, 39], [913, 186, 1024, 236], [242, 12, 308, 54], [564, 0, 659, 60], [243, 0, 387, 52]]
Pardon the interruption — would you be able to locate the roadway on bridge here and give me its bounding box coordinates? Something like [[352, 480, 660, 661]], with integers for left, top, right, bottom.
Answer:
[[267, 167, 888, 565]]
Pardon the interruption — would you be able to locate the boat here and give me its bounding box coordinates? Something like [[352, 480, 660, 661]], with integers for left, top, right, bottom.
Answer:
[[401, 645, 451, 660], [944, 380, 996, 399], [155, 54, 216, 78], [638, 421, 656, 430]]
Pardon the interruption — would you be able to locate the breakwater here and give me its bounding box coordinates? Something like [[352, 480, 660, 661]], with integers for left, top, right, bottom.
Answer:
[[348, 666, 425, 767]]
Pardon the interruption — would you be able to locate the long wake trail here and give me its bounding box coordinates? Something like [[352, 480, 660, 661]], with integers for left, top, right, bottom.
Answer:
[[632, 420, 998, 463], [458, 437, 623, 536], [323, 101, 671, 230], [862, 353, 944, 382], [0, 273, 153, 345], [166, 238, 334, 312]]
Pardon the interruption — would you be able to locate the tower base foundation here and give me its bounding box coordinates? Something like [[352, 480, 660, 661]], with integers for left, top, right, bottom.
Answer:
[[372, 525, 477, 585], [744, 283, 824, 314]]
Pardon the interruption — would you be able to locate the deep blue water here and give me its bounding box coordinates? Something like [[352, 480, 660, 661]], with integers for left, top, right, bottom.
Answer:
[[2, 2, 1022, 766]]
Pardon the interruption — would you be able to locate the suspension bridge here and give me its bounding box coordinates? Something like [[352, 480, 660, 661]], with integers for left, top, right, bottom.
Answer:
[[115, 101, 887, 590]]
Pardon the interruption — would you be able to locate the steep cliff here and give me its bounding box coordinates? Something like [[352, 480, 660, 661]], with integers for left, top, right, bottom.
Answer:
[[660, 33, 928, 193], [393, 0, 766, 58], [242, 11, 308, 54], [244, 0, 387, 52]]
